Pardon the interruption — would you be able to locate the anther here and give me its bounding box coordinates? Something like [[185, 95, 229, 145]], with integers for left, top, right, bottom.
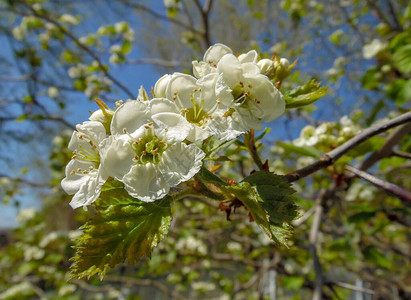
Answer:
[[123, 128, 127, 134], [70, 170, 76, 175]]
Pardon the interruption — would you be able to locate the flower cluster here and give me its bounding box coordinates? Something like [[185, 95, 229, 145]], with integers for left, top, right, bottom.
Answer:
[[293, 115, 360, 151], [62, 44, 286, 209]]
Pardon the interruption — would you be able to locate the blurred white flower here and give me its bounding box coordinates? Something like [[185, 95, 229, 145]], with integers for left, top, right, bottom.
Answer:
[[362, 39, 387, 59]]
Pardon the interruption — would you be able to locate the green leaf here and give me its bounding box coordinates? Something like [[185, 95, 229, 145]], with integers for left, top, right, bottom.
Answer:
[[70, 181, 172, 279], [284, 79, 328, 108], [277, 141, 322, 158], [392, 44, 411, 74], [224, 172, 298, 245], [202, 135, 236, 158], [362, 246, 391, 269], [197, 166, 228, 187], [242, 171, 299, 226]]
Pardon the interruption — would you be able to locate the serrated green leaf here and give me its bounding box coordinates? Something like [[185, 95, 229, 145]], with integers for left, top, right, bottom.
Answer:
[[243, 171, 299, 225], [224, 182, 276, 240], [284, 79, 328, 108], [70, 183, 172, 279], [277, 141, 322, 158], [225, 172, 298, 245]]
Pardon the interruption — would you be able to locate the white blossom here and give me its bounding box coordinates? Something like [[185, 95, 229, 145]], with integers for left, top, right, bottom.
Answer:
[[61, 121, 108, 209], [100, 100, 205, 202], [215, 53, 285, 130], [155, 72, 245, 141]]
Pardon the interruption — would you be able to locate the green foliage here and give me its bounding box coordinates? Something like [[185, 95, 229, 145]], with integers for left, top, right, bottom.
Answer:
[[392, 44, 411, 74], [284, 79, 328, 108], [70, 181, 172, 279]]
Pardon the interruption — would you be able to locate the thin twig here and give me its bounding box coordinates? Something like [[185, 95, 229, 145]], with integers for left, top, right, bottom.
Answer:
[[309, 191, 326, 300], [358, 122, 411, 171], [284, 111, 411, 183], [330, 281, 374, 295], [345, 165, 411, 203], [392, 150, 411, 160], [20, 1, 134, 99]]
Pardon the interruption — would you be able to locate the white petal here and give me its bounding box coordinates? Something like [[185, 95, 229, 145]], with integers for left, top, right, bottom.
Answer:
[[196, 73, 220, 111], [192, 61, 216, 78], [238, 50, 258, 63], [123, 163, 169, 202], [207, 114, 246, 140], [186, 125, 210, 142], [68, 121, 106, 151], [100, 135, 135, 180], [203, 43, 233, 66], [111, 100, 150, 135], [245, 75, 285, 122], [151, 112, 191, 142], [69, 169, 106, 210], [166, 73, 197, 108], [217, 54, 242, 87], [158, 143, 205, 186], [215, 74, 234, 106], [149, 98, 180, 115], [61, 159, 94, 195], [241, 62, 261, 76], [237, 108, 264, 131]]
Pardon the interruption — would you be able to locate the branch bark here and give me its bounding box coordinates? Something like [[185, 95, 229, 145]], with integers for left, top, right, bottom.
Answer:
[[345, 165, 411, 203]]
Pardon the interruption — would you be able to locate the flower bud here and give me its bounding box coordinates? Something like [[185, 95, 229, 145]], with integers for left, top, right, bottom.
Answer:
[[154, 74, 172, 98], [257, 58, 275, 74]]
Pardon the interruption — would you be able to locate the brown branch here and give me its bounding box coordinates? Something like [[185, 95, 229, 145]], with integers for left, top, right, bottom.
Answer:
[[358, 122, 411, 171], [345, 165, 411, 203], [193, 0, 213, 48], [284, 111, 411, 183], [392, 150, 411, 160]]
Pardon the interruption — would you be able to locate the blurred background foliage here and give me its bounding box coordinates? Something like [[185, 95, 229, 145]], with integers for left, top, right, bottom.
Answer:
[[0, 0, 410, 299]]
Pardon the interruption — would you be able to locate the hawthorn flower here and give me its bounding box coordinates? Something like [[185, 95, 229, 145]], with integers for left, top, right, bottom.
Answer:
[[215, 53, 285, 130], [152, 72, 244, 142], [192, 43, 233, 78], [61, 121, 108, 209], [100, 100, 205, 202]]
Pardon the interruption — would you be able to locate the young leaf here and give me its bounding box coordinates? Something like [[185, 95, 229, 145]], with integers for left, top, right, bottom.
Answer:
[[284, 79, 328, 108], [70, 181, 172, 279], [224, 172, 298, 245], [242, 171, 298, 244]]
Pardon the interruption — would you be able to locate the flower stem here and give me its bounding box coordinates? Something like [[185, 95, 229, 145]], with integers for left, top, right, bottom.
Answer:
[[244, 130, 265, 170]]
